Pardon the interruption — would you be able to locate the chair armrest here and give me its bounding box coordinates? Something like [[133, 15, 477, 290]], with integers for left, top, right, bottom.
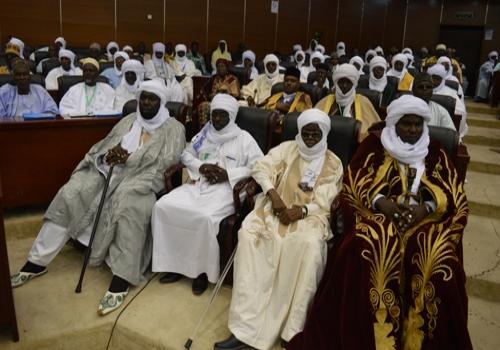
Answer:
[[164, 163, 185, 194], [452, 115, 462, 133], [330, 197, 344, 237], [454, 143, 470, 184], [232, 177, 253, 216]]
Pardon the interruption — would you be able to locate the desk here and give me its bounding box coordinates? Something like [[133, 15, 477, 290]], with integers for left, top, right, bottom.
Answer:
[[0, 117, 120, 208]]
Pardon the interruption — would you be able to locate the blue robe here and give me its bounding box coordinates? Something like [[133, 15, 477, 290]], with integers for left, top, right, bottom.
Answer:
[[0, 83, 59, 118]]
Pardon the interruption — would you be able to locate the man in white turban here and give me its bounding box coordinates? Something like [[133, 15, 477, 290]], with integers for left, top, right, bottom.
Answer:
[[375, 45, 384, 56], [428, 63, 468, 138], [241, 53, 284, 106], [316, 63, 380, 140], [349, 56, 364, 74], [475, 50, 498, 101], [300, 51, 325, 83], [100, 51, 129, 88], [45, 49, 83, 90], [236, 50, 259, 80], [215, 108, 343, 350], [288, 93, 471, 350], [11, 80, 186, 316], [387, 53, 414, 91], [152, 93, 263, 295], [106, 41, 119, 61], [437, 56, 465, 100], [114, 59, 146, 111], [170, 43, 201, 106], [357, 55, 398, 108], [336, 41, 346, 56], [59, 58, 116, 117]]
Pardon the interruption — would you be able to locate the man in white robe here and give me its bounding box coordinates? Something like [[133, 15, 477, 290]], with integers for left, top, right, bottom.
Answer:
[[45, 49, 83, 90], [101, 51, 130, 89], [214, 108, 343, 350], [437, 56, 465, 101], [11, 80, 186, 316], [241, 54, 284, 107], [428, 64, 467, 138], [59, 58, 116, 117], [170, 44, 200, 106], [475, 51, 498, 101], [300, 51, 325, 83], [114, 59, 145, 112], [152, 93, 263, 295], [236, 50, 259, 80]]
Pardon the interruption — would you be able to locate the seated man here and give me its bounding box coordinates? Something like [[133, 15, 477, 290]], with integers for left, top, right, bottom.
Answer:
[[105, 41, 119, 61], [214, 108, 343, 350], [387, 53, 414, 91], [45, 49, 83, 90], [437, 56, 465, 101], [0, 60, 58, 118], [349, 55, 365, 75], [428, 64, 467, 138], [236, 50, 258, 80], [312, 63, 331, 92], [11, 80, 186, 315], [152, 94, 263, 295], [0, 39, 24, 74], [59, 58, 116, 117], [240, 54, 284, 107], [170, 44, 201, 106], [101, 51, 130, 88], [114, 59, 145, 111], [265, 67, 312, 116], [358, 56, 398, 108], [315, 63, 380, 140], [300, 51, 325, 83], [187, 41, 208, 75], [287, 95, 471, 350], [475, 51, 497, 102], [412, 73, 456, 130]]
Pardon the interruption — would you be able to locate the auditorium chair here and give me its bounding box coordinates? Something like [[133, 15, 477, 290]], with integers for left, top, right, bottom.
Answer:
[[491, 71, 500, 108], [430, 94, 461, 131], [42, 58, 60, 77], [228, 66, 251, 87], [445, 79, 460, 92], [270, 82, 325, 106], [162, 107, 279, 284], [34, 51, 49, 67], [306, 71, 334, 89], [122, 99, 188, 125], [98, 62, 114, 73], [356, 87, 381, 111], [0, 74, 45, 88], [57, 75, 109, 103]]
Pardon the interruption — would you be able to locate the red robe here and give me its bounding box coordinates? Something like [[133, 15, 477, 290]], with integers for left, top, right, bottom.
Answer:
[[288, 134, 472, 350]]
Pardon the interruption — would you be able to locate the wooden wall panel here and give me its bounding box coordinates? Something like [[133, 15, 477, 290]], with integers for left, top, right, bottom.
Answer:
[[276, 0, 309, 54], [442, 0, 488, 26], [61, 0, 115, 47], [0, 0, 60, 50], [208, 0, 245, 54], [360, 0, 387, 50], [116, 0, 164, 49], [245, 0, 277, 58], [383, 0, 406, 50], [336, 0, 363, 52], [165, 0, 207, 51], [481, 1, 500, 61], [309, 0, 338, 53], [405, 0, 441, 49]]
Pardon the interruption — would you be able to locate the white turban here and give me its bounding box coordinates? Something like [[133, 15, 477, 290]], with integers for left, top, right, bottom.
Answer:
[[120, 59, 145, 92], [123, 45, 133, 53], [174, 43, 188, 63], [381, 94, 431, 166], [58, 49, 76, 70], [175, 44, 187, 53], [405, 53, 415, 68], [121, 80, 171, 153], [55, 37, 66, 49], [333, 64, 360, 108], [113, 51, 130, 75], [349, 56, 364, 73], [365, 49, 377, 63], [402, 47, 412, 55], [337, 41, 346, 56], [375, 46, 384, 56], [310, 51, 325, 66], [369, 56, 388, 92], [294, 50, 305, 66], [293, 44, 303, 52], [264, 54, 280, 80], [81, 57, 99, 70], [489, 51, 498, 60], [316, 44, 326, 54], [437, 56, 453, 79], [9, 37, 25, 58], [242, 50, 256, 64], [152, 42, 166, 64], [387, 53, 408, 79], [295, 108, 332, 188], [106, 41, 119, 55], [427, 64, 447, 92], [436, 43, 446, 51]]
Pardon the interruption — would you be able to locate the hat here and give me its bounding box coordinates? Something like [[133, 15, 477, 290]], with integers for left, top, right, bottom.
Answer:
[[285, 66, 301, 79]]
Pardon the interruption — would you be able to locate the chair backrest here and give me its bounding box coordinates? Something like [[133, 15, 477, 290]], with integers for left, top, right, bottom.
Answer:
[[57, 75, 109, 101], [270, 82, 324, 105], [122, 99, 188, 125], [42, 58, 60, 77], [358, 75, 369, 89], [99, 61, 114, 73], [34, 51, 49, 66], [387, 76, 399, 89], [228, 66, 250, 87], [356, 88, 380, 109], [428, 125, 458, 157], [408, 68, 419, 77], [0, 74, 45, 88], [281, 112, 361, 168], [234, 107, 278, 153], [430, 94, 456, 119], [445, 79, 459, 92]]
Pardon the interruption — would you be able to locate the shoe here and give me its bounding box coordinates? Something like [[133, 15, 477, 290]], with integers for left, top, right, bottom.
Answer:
[[97, 289, 129, 316], [11, 269, 47, 288], [192, 273, 208, 295], [159, 272, 183, 284], [214, 334, 253, 350]]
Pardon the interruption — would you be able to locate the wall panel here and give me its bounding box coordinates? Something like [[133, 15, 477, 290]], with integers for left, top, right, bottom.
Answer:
[[383, 0, 406, 50], [360, 0, 387, 50], [165, 0, 207, 51], [480, 1, 500, 61], [208, 0, 245, 55], [308, 0, 338, 53], [442, 0, 488, 26], [276, 0, 309, 54], [405, 0, 441, 49], [116, 0, 164, 49], [61, 0, 114, 47], [245, 0, 277, 57], [0, 0, 60, 50], [336, 0, 363, 52]]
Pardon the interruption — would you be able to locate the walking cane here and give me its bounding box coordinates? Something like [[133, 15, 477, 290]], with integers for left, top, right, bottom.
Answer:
[[184, 247, 237, 349], [75, 165, 114, 293]]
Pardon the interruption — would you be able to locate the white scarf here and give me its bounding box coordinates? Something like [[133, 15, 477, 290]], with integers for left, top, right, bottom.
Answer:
[[387, 53, 408, 79], [381, 95, 431, 167], [117, 60, 145, 94], [337, 42, 346, 56], [294, 50, 305, 68], [369, 56, 388, 92], [365, 49, 377, 64], [174, 44, 189, 72], [120, 81, 170, 153], [263, 54, 280, 84], [349, 56, 364, 74], [58, 49, 77, 74], [333, 64, 359, 114], [113, 51, 129, 76], [427, 64, 447, 93], [152, 42, 166, 65], [437, 56, 453, 80], [106, 41, 119, 61], [295, 109, 331, 188]]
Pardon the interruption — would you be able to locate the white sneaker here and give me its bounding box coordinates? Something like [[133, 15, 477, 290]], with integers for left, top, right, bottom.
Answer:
[[97, 289, 129, 316], [11, 269, 47, 288]]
